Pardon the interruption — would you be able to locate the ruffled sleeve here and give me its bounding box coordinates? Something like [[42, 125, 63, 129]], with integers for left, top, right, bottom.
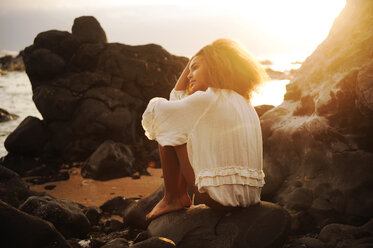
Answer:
[[169, 88, 189, 101], [142, 89, 214, 146]]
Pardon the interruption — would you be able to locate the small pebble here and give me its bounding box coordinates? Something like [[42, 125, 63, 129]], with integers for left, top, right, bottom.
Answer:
[[44, 185, 56, 190]]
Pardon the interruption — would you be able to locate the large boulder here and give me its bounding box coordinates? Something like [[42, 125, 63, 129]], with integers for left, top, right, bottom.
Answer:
[[123, 185, 290, 248], [21, 16, 187, 168], [19, 195, 91, 239], [0, 165, 42, 208], [0, 201, 71, 248], [4, 116, 48, 156], [260, 0, 373, 231], [147, 202, 290, 248], [81, 140, 135, 180]]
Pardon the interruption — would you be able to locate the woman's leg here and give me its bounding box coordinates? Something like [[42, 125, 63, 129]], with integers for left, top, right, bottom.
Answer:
[[146, 143, 233, 220], [173, 144, 234, 211], [145, 144, 192, 220]]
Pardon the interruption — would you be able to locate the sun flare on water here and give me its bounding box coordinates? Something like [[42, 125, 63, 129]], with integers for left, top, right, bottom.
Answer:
[[244, 0, 346, 107]]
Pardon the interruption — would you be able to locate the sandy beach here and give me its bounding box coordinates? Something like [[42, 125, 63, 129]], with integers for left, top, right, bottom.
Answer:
[[27, 167, 163, 207]]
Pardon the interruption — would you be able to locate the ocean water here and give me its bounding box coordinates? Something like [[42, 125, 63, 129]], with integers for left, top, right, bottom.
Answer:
[[0, 55, 301, 158], [0, 72, 42, 157]]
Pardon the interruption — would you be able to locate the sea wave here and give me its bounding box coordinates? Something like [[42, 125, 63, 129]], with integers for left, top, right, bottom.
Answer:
[[0, 72, 41, 157]]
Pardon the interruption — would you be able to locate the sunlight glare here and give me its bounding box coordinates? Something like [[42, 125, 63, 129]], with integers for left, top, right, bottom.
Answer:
[[233, 0, 346, 56], [251, 80, 288, 107]]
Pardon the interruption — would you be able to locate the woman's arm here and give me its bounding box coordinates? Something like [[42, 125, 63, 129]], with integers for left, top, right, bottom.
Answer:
[[174, 60, 191, 91]]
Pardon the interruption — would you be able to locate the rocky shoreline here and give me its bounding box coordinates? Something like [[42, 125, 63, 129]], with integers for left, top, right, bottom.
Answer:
[[1, 0, 373, 247], [0, 52, 25, 76]]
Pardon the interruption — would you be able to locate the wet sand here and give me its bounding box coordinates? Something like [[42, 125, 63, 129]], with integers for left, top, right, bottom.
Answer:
[[27, 167, 163, 207]]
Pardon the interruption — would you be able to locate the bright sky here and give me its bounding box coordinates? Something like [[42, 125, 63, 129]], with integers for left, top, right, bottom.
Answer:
[[0, 0, 346, 61]]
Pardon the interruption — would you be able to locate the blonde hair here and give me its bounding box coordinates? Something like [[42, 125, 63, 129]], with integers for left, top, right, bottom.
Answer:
[[195, 38, 268, 101]]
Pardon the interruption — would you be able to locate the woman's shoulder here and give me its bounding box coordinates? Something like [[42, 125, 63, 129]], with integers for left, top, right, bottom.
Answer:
[[208, 87, 247, 101], [185, 88, 218, 103]]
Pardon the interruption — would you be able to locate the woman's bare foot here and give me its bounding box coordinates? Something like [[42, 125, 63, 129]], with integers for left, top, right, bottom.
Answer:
[[146, 194, 192, 220]]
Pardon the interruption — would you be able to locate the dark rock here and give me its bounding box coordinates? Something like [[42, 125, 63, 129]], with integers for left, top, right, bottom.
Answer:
[[293, 95, 315, 116], [123, 184, 164, 229], [132, 237, 175, 248], [0, 153, 55, 177], [47, 121, 74, 156], [71, 16, 107, 44], [100, 196, 136, 216], [260, 0, 373, 229], [131, 172, 141, 179], [0, 53, 25, 72], [71, 98, 109, 137], [133, 231, 150, 244], [20, 16, 187, 167], [124, 228, 144, 241], [19, 195, 91, 239], [24, 48, 66, 81], [84, 206, 102, 226], [254, 104, 275, 117], [81, 140, 135, 181], [0, 108, 19, 122], [101, 238, 129, 248], [296, 237, 326, 248], [87, 229, 131, 247], [284, 83, 301, 101], [33, 30, 71, 57], [4, 116, 48, 156], [25, 171, 69, 185], [33, 85, 79, 121], [285, 237, 326, 248], [265, 68, 293, 80], [288, 210, 317, 235], [319, 218, 373, 248], [71, 42, 105, 71], [0, 164, 42, 208], [44, 184, 56, 190], [0, 200, 71, 248], [103, 219, 125, 233], [148, 202, 290, 248], [66, 238, 84, 248], [356, 61, 373, 118], [284, 188, 313, 211]]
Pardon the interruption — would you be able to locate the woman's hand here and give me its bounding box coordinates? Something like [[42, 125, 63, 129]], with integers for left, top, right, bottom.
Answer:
[[174, 59, 191, 91]]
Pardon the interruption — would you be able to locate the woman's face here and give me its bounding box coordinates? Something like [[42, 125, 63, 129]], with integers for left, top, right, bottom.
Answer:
[[187, 56, 209, 94]]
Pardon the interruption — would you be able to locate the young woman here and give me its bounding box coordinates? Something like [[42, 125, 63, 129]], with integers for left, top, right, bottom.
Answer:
[[142, 38, 267, 220]]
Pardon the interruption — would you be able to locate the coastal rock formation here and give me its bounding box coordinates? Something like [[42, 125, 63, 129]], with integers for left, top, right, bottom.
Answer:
[[123, 185, 290, 248], [19, 195, 91, 239], [0, 201, 71, 248], [0, 108, 18, 122], [11, 16, 187, 174], [0, 165, 43, 208], [0, 53, 25, 73], [261, 0, 373, 232]]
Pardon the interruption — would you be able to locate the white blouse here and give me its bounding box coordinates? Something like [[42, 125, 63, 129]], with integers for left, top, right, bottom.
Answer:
[[142, 87, 265, 207]]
